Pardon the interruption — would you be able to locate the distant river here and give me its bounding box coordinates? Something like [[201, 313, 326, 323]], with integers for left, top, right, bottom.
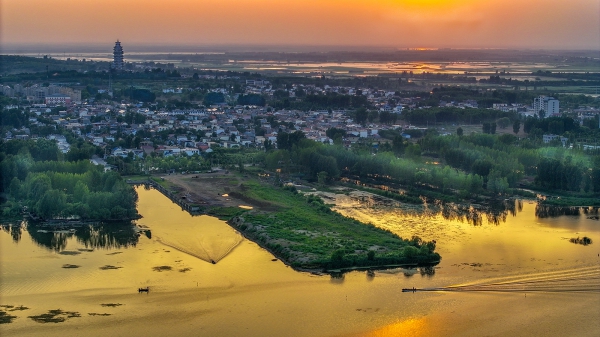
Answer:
[[1, 187, 599, 336]]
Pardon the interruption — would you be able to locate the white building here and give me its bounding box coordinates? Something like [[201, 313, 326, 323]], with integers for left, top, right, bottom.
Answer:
[[533, 96, 559, 116], [543, 134, 567, 146]]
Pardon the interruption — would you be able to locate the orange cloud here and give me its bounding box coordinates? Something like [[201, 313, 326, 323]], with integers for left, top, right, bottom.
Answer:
[[1, 0, 598, 49]]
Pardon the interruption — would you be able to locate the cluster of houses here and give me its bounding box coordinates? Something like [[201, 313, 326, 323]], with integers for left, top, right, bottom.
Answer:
[[3, 80, 600, 158], [1, 84, 82, 105], [3, 94, 410, 160]]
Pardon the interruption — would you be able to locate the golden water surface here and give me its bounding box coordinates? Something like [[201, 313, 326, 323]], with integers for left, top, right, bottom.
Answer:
[[1, 187, 599, 336]]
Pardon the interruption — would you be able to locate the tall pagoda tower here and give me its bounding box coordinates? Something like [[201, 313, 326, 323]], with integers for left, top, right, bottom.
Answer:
[[112, 40, 124, 71]]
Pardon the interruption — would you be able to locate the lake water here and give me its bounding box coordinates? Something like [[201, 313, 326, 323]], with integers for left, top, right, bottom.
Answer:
[[14, 51, 590, 77], [1, 187, 599, 336]]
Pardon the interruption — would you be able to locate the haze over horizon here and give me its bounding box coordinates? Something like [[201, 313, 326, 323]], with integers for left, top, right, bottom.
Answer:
[[2, 0, 599, 52]]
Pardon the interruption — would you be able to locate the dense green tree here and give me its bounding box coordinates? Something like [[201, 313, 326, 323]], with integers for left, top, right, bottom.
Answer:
[[392, 136, 406, 155], [326, 128, 346, 140], [472, 159, 493, 177], [487, 169, 509, 194], [368, 110, 379, 123], [1, 109, 29, 128], [36, 189, 66, 219], [237, 94, 266, 106], [513, 120, 521, 134], [405, 144, 421, 158], [592, 158, 600, 193], [497, 117, 511, 129], [379, 111, 397, 124], [276, 131, 306, 151], [354, 107, 368, 125], [203, 92, 225, 105], [482, 123, 491, 134], [317, 171, 328, 185]]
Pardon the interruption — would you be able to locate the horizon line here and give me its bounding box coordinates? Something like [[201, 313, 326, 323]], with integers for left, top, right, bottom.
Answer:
[[2, 42, 600, 54]]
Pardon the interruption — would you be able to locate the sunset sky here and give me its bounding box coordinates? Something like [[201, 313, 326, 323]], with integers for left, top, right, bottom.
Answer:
[[2, 0, 599, 50]]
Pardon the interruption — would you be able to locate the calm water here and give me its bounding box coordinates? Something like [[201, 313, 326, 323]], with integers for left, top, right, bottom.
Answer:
[[14, 52, 584, 76], [1, 187, 599, 336]]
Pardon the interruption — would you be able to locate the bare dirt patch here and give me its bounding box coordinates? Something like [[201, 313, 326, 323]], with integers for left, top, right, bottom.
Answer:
[[161, 173, 260, 209]]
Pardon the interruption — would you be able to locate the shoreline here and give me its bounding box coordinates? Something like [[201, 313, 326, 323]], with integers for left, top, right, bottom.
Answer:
[[225, 216, 438, 275], [147, 173, 442, 272]]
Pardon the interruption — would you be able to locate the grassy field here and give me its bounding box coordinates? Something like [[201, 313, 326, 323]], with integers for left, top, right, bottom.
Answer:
[[226, 181, 440, 271]]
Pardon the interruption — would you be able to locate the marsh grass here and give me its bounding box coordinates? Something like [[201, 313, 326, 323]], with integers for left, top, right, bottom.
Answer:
[[570, 236, 593, 245], [152, 265, 172, 272], [0, 311, 18, 324], [231, 181, 440, 270], [28, 309, 81, 323], [207, 207, 246, 219], [62, 264, 80, 269], [99, 265, 122, 270]]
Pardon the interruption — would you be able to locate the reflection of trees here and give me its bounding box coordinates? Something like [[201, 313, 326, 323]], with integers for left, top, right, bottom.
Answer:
[[535, 204, 582, 218], [25, 222, 140, 252], [28, 230, 70, 251], [582, 207, 599, 216], [403, 268, 416, 277], [428, 199, 522, 226], [345, 177, 528, 226], [330, 272, 345, 284], [536, 205, 599, 218], [419, 266, 436, 277], [1, 222, 24, 243], [76, 223, 140, 249]]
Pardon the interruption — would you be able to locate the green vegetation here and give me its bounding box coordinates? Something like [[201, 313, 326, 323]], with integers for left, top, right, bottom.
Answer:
[[538, 196, 600, 207], [28, 309, 81, 323], [1, 139, 139, 221], [264, 127, 599, 206], [267, 135, 486, 197], [0, 311, 18, 324], [227, 181, 439, 270], [207, 206, 246, 219], [401, 106, 517, 125], [569, 236, 593, 245], [418, 132, 600, 204]]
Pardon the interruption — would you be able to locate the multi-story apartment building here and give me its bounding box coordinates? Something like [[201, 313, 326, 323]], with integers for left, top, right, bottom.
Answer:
[[533, 95, 559, 116]]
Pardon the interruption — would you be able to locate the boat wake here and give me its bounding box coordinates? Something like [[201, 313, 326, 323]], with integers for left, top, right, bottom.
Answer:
[[406, 266, 600, 293]]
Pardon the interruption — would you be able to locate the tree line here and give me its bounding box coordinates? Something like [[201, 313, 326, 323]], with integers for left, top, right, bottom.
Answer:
[[1, 140, 139, 220]]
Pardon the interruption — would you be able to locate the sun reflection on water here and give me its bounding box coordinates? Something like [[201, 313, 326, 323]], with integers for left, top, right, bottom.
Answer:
[[359, 317, 429, 337]]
